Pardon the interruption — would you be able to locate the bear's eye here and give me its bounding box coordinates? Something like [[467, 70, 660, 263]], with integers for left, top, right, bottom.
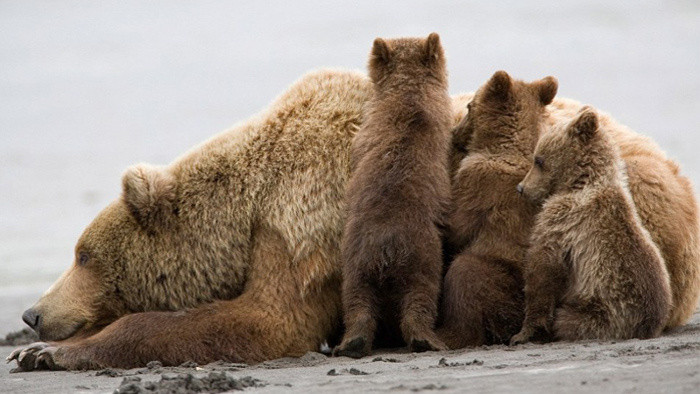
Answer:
[[78, 252, 90, 266], [534, 156, 545, 169]]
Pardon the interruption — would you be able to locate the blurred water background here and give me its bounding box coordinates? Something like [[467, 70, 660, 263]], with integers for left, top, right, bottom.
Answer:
[[1, 0, 699, 334]]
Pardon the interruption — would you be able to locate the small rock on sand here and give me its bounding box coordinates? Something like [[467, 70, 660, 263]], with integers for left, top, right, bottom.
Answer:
[[113, 372, 264, 393], [437, 357, 484, 367], [146, 361, 163, 370], [327, 368, 369, 376], [96, 369, 124, 378], [372, 356, 400, 363]]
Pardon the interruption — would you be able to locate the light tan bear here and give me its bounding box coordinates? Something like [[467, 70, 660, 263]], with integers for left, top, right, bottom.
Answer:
[[511, 107, 672, 342], [8, 69, 374, 370]]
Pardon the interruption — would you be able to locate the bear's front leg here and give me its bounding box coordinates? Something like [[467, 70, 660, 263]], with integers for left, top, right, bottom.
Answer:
[[7, 297, 283, 371], [509, 294, 557, 346], [511, 238, 568, 346]]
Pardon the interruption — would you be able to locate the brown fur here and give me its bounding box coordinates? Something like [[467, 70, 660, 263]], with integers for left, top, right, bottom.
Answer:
[[438, 71, 557, 349], [334, 34, 452, 358], [511, 108, 672, 342], [547, 99, 700, 329]]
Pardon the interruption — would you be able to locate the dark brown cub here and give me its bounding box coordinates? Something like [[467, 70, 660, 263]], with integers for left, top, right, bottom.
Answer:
[[334, 33, 452, 358]]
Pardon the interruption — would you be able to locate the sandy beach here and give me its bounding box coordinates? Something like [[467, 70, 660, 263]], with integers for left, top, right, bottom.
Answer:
[[2, 311, 698, 393]]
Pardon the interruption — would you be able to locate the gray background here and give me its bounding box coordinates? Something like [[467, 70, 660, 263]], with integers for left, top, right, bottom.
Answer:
[[1, 0, 699, 333]]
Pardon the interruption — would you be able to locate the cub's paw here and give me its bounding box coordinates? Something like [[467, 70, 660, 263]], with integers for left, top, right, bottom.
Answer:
[[6, 342, 64, 372], [333, 336, 370, 359], [410, 336, 448, 353], [509, 328, 534, 346]]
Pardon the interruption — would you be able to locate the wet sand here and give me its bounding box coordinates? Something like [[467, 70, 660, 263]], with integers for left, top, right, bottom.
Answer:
[[2, 311, 698, 393]]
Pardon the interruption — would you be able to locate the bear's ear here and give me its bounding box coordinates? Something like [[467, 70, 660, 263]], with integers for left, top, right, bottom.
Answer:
[[371, 37, 392, 65], [533, 76, 558, 105], [568, 106, 599, 143], [424, 32, 443, 63], [122, 164, 177, 229], [484, 70, 513, 103]]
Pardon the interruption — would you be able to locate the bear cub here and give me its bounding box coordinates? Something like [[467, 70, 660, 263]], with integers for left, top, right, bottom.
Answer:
[[438, 71, 557, 349], [334, 33, 452, 358], [511, 107, 672, 343]]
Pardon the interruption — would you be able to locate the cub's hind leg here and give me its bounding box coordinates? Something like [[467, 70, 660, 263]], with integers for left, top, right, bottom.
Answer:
[[334, 272, 378, 358], [554, 301, 613, 341], [438, 252, 524, 349], [399, 233, 447, 353]]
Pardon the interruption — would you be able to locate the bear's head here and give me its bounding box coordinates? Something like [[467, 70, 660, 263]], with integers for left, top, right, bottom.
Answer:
[[21, 164, 179, 341], [454, 70, 558, 156], [368, 32, 447, 88], [518, 107, 620, 203]]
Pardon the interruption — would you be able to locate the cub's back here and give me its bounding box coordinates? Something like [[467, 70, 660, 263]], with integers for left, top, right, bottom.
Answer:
[[452, 152, 538, 263], [347, 99, 452, 227], [549, 188, 671, 326]]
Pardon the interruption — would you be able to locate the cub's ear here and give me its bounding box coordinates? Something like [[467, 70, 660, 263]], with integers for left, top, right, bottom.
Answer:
[[568, 106, 599, 143], [484, 70, 513, 103], [371, 37, 392, 65], [424, 32, 443, 63], [122, 164, 177, 229], [533, 76, 558, 105]]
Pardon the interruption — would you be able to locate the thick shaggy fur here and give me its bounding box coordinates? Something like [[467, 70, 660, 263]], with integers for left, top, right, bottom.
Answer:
[[511, 108, 672, 342], [438, 71, 558, 349], [547, 99, 700, 329], [334, 34, 452, 358]]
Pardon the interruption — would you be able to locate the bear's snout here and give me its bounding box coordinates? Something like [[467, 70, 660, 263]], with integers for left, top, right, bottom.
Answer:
[[22, 308, 41, 330]]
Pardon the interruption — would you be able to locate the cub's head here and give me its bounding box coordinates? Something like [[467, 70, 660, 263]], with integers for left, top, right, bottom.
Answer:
[[518, 107, 618, 203], [368, 32, 447, 87], [454, 71, 558, 155], [22, 164, 178, 341]]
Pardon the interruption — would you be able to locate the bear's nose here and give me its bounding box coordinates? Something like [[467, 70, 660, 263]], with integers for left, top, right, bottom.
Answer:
[[516, 183, 524, 194], [22, 308, 41, 330]]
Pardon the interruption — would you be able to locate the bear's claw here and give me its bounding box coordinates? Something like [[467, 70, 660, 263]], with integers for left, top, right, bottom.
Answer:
[[35, 346, 62, 370], [6, 342, 59, 372]]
